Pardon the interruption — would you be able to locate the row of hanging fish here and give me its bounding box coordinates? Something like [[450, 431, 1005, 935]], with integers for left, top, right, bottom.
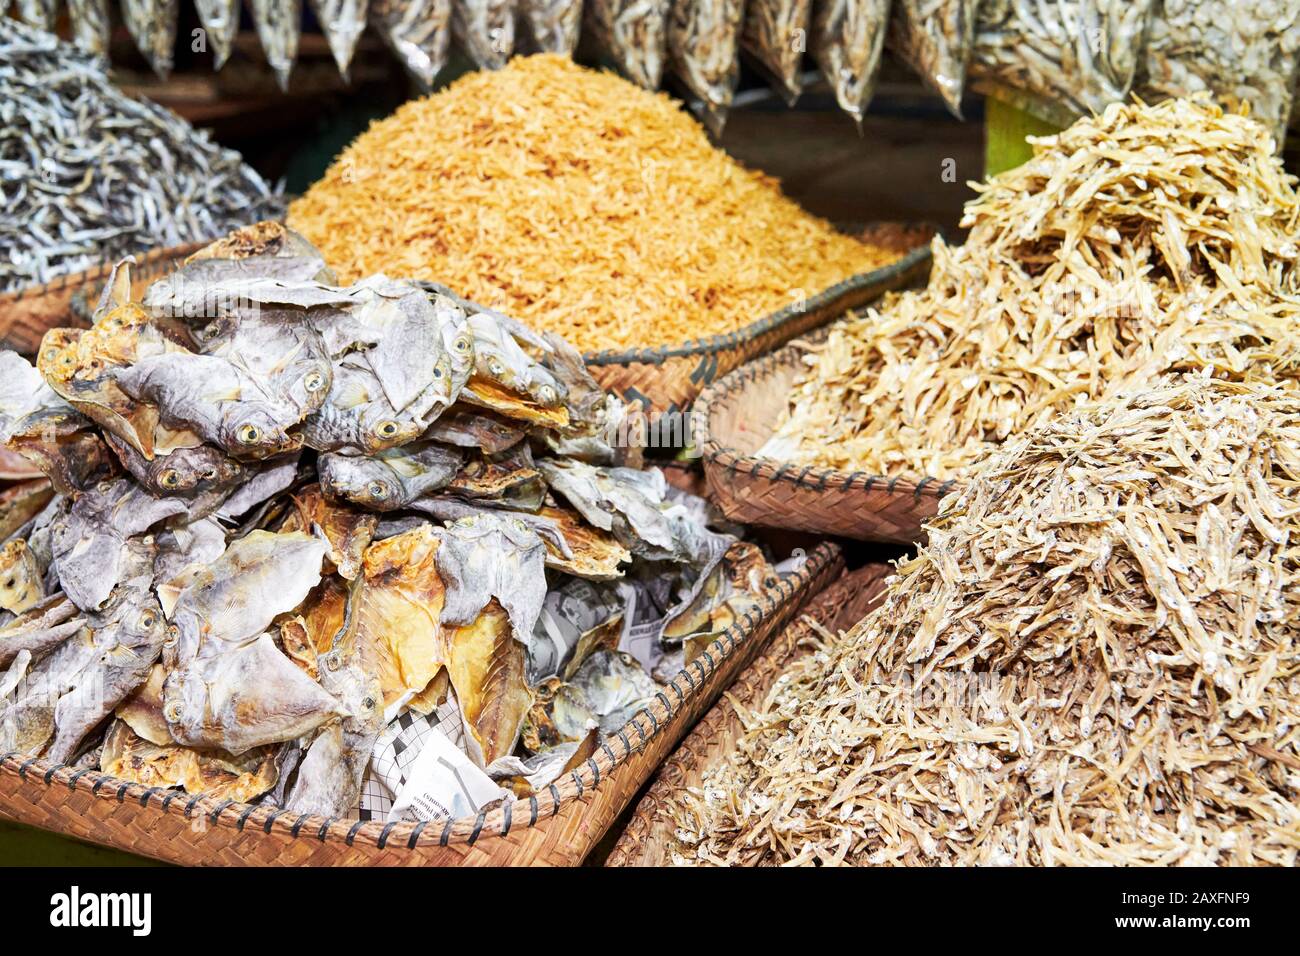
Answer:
[[0, 220, 780, 822]]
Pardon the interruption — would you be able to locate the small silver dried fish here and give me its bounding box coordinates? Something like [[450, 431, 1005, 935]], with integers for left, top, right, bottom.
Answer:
[[585, 0, 672, 88], [194, 0, 242, 68], [811, 0, 890, 123], [14, 0, 57, 30], [67, 0, 111, 57], [309, 0, 370, 79], [249, 0, 303, 91], [452, 0, 516, 69], [741, 0, 813, 102], [121, 0, 180, 79], [888, 0, 980, 117], [369, 0, 453, 88], [668, 0, 746, 133], [518, 0, 583, 53]]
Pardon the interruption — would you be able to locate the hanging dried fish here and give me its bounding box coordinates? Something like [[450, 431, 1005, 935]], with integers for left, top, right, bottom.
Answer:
[[585, 0, 671, 88], [248, 0, 303, 91], [452, 0, 516, 69], [888, 0, 980, 117], [369, 0, 453, 88], [67, 0, 111, 57], [121, 0, 181, 79], [309, 0, 370, 78], [668, 0, 746, 134], [971, 0, 1155, 116], [14, 0, 57, 30], [518, 0, 583, 52], [810, 0, 890, 124], [1139, 0, 1300, 143], [194, 0, 242, 69], [741, 0, 813, 102]]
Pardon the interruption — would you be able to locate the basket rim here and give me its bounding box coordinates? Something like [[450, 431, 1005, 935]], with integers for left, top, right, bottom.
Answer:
[[695, 328, 958, 503], [0, 541, 841, 858], [0, 241, 207, 306], [580, 239, 934, 367]]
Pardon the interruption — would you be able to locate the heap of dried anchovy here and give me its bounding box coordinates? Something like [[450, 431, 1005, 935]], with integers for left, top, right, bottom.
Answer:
[[675, 372, 1300, 866], [760, 96, 1300, 480], [0, 21, 283, 294], [668, 0, 747, 133], [972, 0, 1155, 116], [888, 0, 981, 117], [810, 0, 891, 124], [1139, 0, 1300, 143]]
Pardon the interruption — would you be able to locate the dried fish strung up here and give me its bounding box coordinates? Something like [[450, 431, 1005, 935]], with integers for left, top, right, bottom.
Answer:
[[971, 0, 1155, 117], [310, 0, 371, 79], [248, 0, 304, 90], [1138, 0, 1300, 144], [14, 0, 57, 30], [809, 0, 890, 124], [67, 0, 111, 57], [518, 0, 583, 54], [584, 0, 672, 89], [0, 22, 283, 294], [288, 55, 898, 352], [0, 223, 778, 826], [741, 0, 813, 103], [760, 96, 1300, 481], [452, 0, 516, 69], [667, 0, 746, 134], [193, 0, 242, 69], [369, 0, 453, 88], [675, 373, 1300, 866], [888, 0, 981, 117], [121, 0, 181, 78]]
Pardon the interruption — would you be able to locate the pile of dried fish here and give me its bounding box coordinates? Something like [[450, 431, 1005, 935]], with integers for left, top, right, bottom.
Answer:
[[0, 22, 283, 294], [288, 55, 897, 352], [0, 222, 776, 822], [668, 0, 747, 133], [760, 96, 1300, 481], [1139, 0, 1300, 143], [972, 0, 1155, 116], [888, 0, 980, 117], [810, 0, 891, 125], [674, 372, 1300, 866]]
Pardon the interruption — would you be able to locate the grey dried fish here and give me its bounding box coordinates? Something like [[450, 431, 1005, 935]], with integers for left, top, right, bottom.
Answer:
[[452, 0, 516, 69], [422, 405, 526, 455], [309, 0, 370, 78], [194, 0, 241, 68], [319, 441, 464, 510], [810, 0, 890, 123], [972, 0, 1156, 116], [888, 0, 980, 116], [585, 0, 671, 88], [435, 514, 548, 647], [14, 0, 57, 29], [103, 432, 248, 502], [518, 0, 583, 52], [248, 0, 303, 91], [369, 0, 453, 88], [538, 460, 679, 558], [0, 21, 282, 293], [668, 0, 746, 133], [0, 595, 83, 669], [67, 0, 111, 57], [741, 0, 813, 102], [121, 0, 180, 79]]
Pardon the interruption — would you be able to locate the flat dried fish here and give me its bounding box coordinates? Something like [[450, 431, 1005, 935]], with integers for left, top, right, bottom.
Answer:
[[319, 442, 464, 511], [435, 514, 548, 648], [446, 599, 534, 764]]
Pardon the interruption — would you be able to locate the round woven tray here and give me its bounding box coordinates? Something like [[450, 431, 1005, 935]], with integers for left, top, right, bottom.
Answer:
[[0, 542, 845, 866], [0, 243, 205, 354], [696, 331, 956, 544], [582, 227, 934, 420], [605, 562, 892, 866]]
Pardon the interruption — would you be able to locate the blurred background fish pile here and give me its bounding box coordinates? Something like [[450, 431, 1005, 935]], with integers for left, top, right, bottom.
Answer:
[[0, 221, 782, 822]]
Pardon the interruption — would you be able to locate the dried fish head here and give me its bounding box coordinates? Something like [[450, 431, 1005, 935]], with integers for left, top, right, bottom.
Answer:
[[463, 311, 570, 428], [538, 460, 678, 556], [301, 360, 429, 454], [318, 442, 464, 511], [0, 539, 45, 615], [422, 404, 526, 454], [103, 431, 246, 500]]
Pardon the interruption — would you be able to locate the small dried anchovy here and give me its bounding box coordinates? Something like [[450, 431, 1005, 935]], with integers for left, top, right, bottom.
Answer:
[[810, 0, 890, 124], [121, 0, 180, 79], [741, 0, 813, 103], [370, 0, 453, 88], [249, 0, 303, 91], [452, 0, 517, 69], [518, 0, 584, 53], [972, 0, 1155, 116], [585, 0, 671, 88], [194, 0, 243, 69], [67, 0, 111, 57], [0, 21, 284, 294], [309, 0, 370, 79], [14, 0, 57, 30], [888, 0, 981, 117], [1139, 0, 1300, 143], [668, 0, 746, 133]]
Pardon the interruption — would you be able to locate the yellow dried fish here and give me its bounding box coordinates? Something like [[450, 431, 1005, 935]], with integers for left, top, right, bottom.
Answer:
[[762, 96, 1300, 481], [675, 373, 1300, 866]]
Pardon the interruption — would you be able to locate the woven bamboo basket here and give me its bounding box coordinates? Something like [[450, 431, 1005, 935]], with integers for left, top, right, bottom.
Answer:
[[581, 227, 933, 421], [0, 243, 205, 354], [606, 562, 892, 867], [0, 542, 843, 866], [696, 330, 956, 545]]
